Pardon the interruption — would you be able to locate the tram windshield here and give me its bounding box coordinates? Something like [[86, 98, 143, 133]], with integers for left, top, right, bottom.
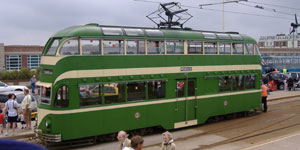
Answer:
[[46, 39, 60, 55]]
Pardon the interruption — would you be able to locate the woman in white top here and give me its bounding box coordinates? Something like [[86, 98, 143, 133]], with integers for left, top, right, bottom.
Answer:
[[3, 93, 19, 136]]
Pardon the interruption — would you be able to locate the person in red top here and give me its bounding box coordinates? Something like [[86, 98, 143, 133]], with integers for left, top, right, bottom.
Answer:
[[261, 82, 268, 112], [0, 109, 4, 134]]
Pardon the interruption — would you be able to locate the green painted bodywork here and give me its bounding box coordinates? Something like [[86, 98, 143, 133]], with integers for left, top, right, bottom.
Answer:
[[38, 24, 261, 141]]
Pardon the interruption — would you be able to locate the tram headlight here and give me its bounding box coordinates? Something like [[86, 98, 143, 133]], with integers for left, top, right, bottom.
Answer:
[[45, 120, 51, 128]]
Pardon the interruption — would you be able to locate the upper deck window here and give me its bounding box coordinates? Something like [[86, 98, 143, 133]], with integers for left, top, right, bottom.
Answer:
[[203, 33, 217, 39], [102, 27, 123, 36], [103, 40, 124, 55], [147, 40, 164, 54], [166, 41, 184, 54], [217, 34, 231, 40], [81, 39, 101, 55], [232, 43, 244, 54], [124, 28, 144, 36], [46, 39, 60, 55], [255, 45, 260, 55], [60, 39, 80, 55], [188, 41, 203, 54], [204, 42, 217, 54], [230, 34, 243, 40], [127, 40, 145, 54], [145, 29, 164, 37], [245, 43, 254, 55], [219, 43, 231, 54]]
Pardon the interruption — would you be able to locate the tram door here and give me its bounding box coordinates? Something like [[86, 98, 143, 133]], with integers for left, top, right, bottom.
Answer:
[[175, 77, 196, 124]]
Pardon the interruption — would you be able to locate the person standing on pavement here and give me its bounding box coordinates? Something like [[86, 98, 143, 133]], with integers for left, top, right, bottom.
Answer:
[[161, 131, 176, 150], [123, 135, 144, 150], [117, 131, 131, 150], [261, 82, 268, 112], [3, 94, 19, 136], [21, 89, 32, 130], [30, 75, 37, 94]]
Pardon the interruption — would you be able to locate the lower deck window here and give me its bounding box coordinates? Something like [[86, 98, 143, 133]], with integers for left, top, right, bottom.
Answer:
[[219, 76, 232, 92], [39, 86, 51, 104], [127, 82, 146, 101], [54, 86, 69, 108], [148, 81, 165, 99], [79, 84, 102, 106], [104, 83, 125, 104], [245, 75, 256, 89]]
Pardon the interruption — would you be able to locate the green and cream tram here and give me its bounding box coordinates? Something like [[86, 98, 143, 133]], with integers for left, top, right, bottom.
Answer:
[[35, 23, 261, 142]]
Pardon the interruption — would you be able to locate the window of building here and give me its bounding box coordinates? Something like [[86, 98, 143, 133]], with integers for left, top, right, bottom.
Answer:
[[81, 39, 101, 55], [79, 84, 102, 106], [46, 39, 60, 55], [233, 75, 245, 91], [27, 55, 40, 69], [126, 40, 145, 54], [166, 41, 184, 54], [127, 82, 146, 101], [103, 40, 124, 55], [245, 75, 256, 89], [204, 42, 217, 54], [147, 40, 164, 54], [148, 81, 166, 99], [298, 40, 300, 47], [60, 39, 80, 55], [219, 76, 232, 92], [104, 83, 126, 104], [188, 41, 203, 54], [6, 55, 21, 71], [54, 86, 69, 108], [258, 42, 265, 47], [219, 43, 231, 54], [232, 43, 243, 54], [245, 43, 254, 55]]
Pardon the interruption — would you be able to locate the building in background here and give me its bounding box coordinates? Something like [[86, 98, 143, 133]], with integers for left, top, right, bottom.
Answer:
[[259, 33, 300, 56], [0, 43, 43, 71]]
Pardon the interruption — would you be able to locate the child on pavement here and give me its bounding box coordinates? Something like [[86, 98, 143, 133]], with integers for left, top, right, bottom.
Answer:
[[0, 109, 4, 134]]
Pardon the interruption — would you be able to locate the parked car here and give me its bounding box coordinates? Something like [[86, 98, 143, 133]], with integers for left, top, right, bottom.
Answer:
[[0, 91, 37, 120], [0, 81, 28, 93], [264, 71, 288, 90], [286, 72, 300, 82]]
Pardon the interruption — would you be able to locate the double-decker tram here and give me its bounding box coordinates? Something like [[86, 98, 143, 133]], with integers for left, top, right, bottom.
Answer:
[[35, 23, 262, 143]]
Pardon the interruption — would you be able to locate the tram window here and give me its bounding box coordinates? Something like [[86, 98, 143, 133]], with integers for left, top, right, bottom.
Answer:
[[148, 81, 166, 100], [102, 28, 123, 36], [127, 40, 145, 55], [219, 76, 232, 92], [255, 45, 260, 55], [204, 42, 217, 54], [245, 43, 254, 55], [145, 29, 164, 37], [232, 43, 243, 55], [124, 28, 144, 36], [103, 40, 124, 55], [219, 43, 231, 54], [188, 41, 203, 54], [147, 40, 164, 54], [233, 75, 245, 91], [46, 39, 60, 55], [127, 82, 146, 101], [79, 84, 102, 106], [54, 86, 69, 108], [59, 39, 80, 55], [166, 41, 184, 54], [40, 86, 51, 104], [216, 33, 231, 40], [81, 39, 101, 55], [176, 81, 185, 97], [104, 83, 125, 104], [203, 33, 217, 39], [230, 34, 243, 40], [245, 75, 256, 89], [188, 79, 195, 96]]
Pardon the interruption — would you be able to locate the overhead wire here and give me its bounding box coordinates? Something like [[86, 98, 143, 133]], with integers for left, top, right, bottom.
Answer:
[[134, 0, 294, 20]]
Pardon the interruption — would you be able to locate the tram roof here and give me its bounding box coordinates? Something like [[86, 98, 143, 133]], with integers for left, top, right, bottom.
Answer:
[[52, 23, 256, 43]]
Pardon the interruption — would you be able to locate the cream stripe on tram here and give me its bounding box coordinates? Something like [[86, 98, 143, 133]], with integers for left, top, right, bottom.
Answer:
[[53, 64, 261, 84]]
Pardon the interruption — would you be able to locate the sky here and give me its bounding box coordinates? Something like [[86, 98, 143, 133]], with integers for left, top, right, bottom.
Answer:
[[0, 0, 299, 46]]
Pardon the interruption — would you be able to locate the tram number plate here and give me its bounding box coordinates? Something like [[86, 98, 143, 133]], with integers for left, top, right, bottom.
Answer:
[[180, 67, 192, 72]]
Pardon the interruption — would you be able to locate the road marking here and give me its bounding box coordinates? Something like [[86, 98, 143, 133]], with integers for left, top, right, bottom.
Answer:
[[242, 131, 300, 150]]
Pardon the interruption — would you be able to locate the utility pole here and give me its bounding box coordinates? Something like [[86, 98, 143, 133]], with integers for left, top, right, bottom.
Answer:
[[223, 0, 225, 32]]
